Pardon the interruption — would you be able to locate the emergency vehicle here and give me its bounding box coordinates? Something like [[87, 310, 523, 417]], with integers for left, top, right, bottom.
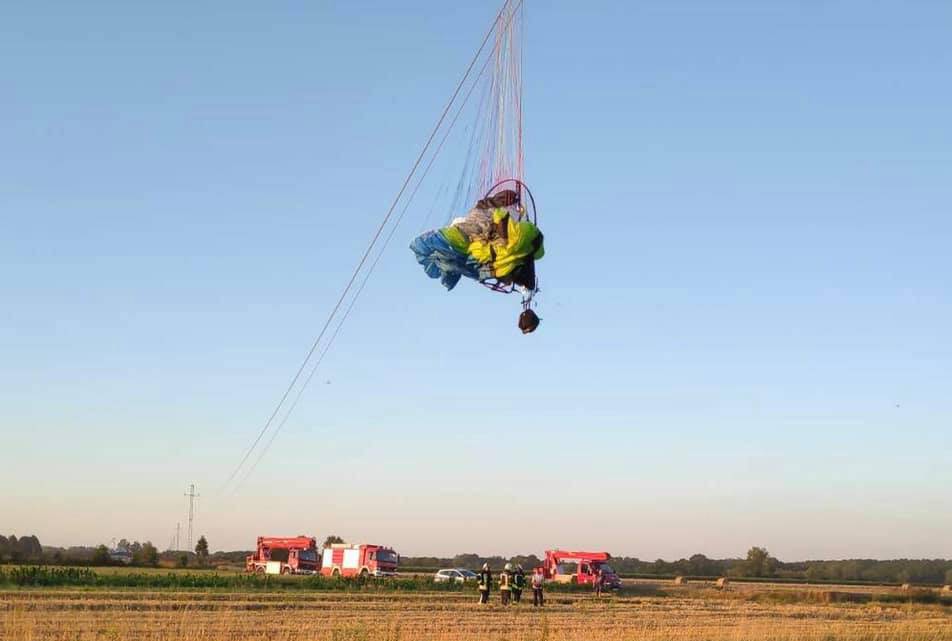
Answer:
[[246, 536, 319, 575], [320, 543, 399, 578], [543, 549, 622, 589]]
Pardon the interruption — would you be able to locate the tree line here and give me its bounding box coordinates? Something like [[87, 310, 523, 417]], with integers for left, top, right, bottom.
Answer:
[[5, 534, 952, 585], [403, 547, 952, 585], [0, 535, 42, 563], [3, 533, 211, 568]]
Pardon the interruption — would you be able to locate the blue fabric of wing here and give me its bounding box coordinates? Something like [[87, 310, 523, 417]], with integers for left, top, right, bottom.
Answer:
[[410, 230, 480, 291]]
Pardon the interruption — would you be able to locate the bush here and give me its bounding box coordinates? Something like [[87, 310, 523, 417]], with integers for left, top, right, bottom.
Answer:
[[0, 567, 468, 591], [0, 567, 624, 592]]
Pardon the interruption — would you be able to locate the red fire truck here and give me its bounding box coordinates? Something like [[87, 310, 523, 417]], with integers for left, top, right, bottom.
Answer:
[[543, 550, 622, 589], [320, 543, 399, 578], [246, 536, 320, 575]]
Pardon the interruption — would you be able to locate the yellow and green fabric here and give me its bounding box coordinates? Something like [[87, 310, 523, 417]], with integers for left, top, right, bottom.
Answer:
[[410, 208, 543, 290], [467, 209, 544, 279]]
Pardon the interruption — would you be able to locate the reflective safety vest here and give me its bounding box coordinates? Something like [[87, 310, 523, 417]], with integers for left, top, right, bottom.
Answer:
[[499, 572, 511, 591], [513, 572, 526, 590], [478, 571, 491, 591]]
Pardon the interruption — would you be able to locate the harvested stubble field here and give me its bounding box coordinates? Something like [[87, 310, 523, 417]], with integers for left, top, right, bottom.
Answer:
[[2, 586, 951, 641]]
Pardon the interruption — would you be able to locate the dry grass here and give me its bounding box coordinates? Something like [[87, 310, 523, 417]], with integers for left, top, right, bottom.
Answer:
[[1, 588, 950, 641]]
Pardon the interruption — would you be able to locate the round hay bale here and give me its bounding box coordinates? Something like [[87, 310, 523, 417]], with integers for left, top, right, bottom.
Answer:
[[715, 577, 729, 588], [673, 576, 688, 585], [821, 590, 841, 603]]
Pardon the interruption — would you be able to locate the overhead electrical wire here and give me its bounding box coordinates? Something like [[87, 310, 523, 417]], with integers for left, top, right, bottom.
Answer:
[[232, 10, 515, 490], [221, 0, 525, 492]]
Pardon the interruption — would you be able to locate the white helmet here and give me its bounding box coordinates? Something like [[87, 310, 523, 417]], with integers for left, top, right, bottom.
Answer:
[[504, 563, 513, 571]]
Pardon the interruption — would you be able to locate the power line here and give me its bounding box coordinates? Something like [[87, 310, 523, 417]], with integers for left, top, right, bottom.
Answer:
[[220, 0, 520, 493], [233, 18, 505, 490]]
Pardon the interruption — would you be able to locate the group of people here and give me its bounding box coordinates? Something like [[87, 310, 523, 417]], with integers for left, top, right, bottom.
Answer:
[[476, 562, 546, 607]]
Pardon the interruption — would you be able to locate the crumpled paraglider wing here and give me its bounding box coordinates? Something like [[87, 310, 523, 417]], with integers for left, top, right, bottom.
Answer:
[[468, 216, 544, 279], [410, 230, 481, 291]]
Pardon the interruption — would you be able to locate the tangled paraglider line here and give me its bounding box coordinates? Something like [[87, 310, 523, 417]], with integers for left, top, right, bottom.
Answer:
[[222, 0, 527, 493]]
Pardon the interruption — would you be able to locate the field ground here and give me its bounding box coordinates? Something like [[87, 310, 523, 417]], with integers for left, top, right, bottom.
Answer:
[[2, 582, 950, 641]]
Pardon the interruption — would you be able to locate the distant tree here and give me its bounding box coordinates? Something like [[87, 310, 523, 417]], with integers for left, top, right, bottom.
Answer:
[[91, 545, 111, 566], [195, 536, 209, 563], [651, 558, 669, 575], [17, 535, 42, 561], [177, 554, 189, 568], [130, 545, 143, 565], [6, 535, 20, 562], [688, 554, 720, 577], [452, 553, 482, 570], [510, 554, 543, 571], [742, 547, 775, 578], [323, 535, 344, 549], [142, 542, 159, 567], [805, 564, 825, 582]]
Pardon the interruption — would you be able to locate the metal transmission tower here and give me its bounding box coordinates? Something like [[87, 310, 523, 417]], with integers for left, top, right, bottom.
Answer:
[[184, 484, 199, 552]]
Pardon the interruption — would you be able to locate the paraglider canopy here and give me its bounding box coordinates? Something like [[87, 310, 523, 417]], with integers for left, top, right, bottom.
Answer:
[[408, 0, 544, 332]]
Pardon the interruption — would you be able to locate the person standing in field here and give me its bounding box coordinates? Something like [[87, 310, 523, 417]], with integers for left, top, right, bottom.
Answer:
[[531, 566, 545, 607], [500, 563, 513, 605], [477, 563, 492, 604], [512, 564, 526, 603], [594, 566, 603, 598]]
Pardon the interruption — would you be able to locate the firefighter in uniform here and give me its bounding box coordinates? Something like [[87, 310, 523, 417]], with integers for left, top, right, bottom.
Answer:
[[512, 564, 526, 603], [477, 563, 492, 604], [499, 563, 513, 605]]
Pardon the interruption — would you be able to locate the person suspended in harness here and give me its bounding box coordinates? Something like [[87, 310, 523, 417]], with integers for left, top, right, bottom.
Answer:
[[448, 189, 522, 245], [477, 563, 492, 604], [531, 566, 545, 607], [512, 564, 526, 603], [465, 206, 544, 292], [499, 563, 514, 606]]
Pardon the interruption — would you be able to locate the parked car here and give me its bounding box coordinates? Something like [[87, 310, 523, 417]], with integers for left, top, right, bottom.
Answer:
[[434, 568, 478, 583]]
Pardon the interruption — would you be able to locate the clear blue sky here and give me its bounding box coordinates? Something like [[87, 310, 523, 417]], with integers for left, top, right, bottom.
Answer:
[[2, 1, 950, 560]]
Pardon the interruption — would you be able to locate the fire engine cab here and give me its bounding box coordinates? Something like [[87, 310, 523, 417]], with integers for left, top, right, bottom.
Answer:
[[543, 549, 622, 589], [321, 543, 399, 578]]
